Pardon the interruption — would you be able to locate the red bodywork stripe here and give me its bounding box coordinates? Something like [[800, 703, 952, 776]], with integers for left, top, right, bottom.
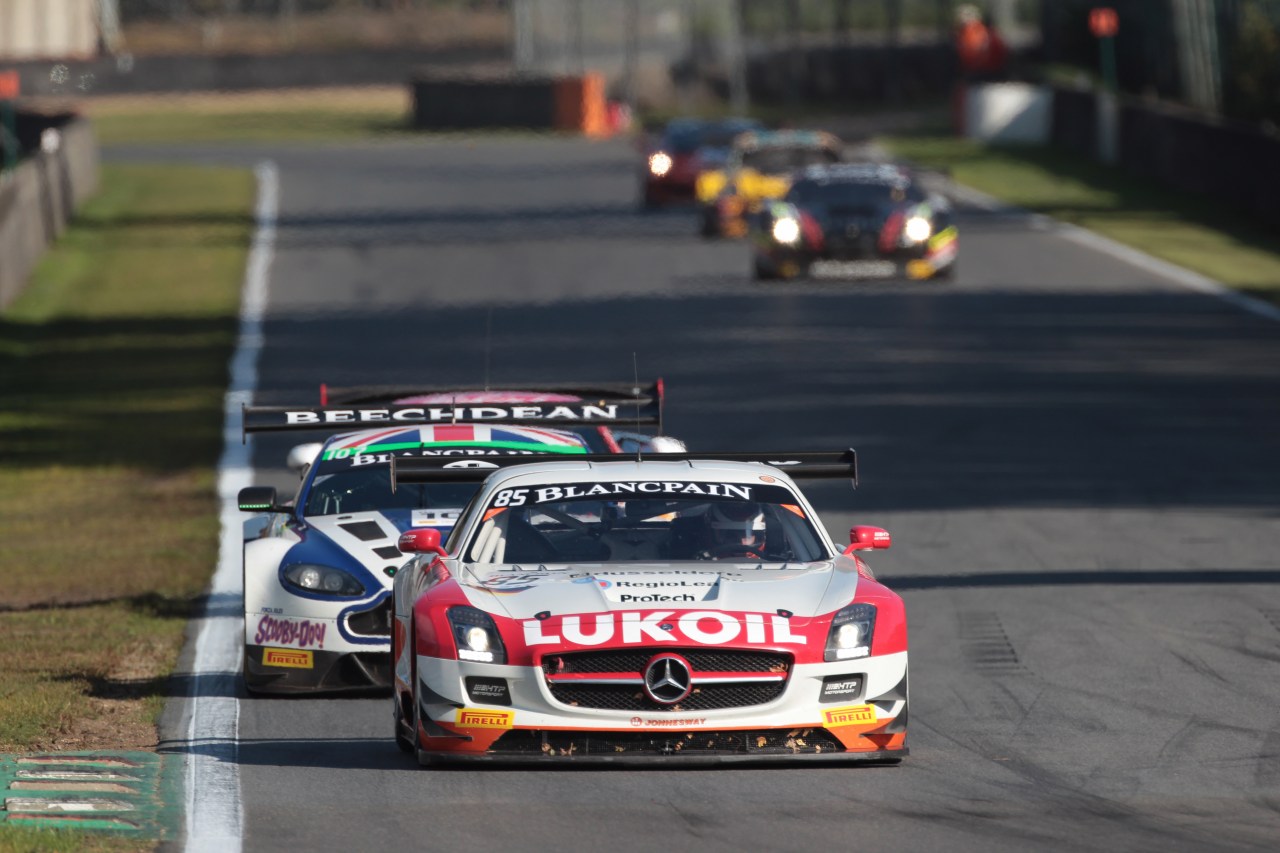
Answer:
[[597, 426, 623, 453], [878, 211, 904, 254], [799, 211, 824, 250], [545, 671, 786, 683], [433, 425, 476, 442]]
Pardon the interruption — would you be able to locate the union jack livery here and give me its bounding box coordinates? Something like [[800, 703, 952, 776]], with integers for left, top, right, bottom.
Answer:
[[237, 382, 680, 694], [390, 451, 909, 763]]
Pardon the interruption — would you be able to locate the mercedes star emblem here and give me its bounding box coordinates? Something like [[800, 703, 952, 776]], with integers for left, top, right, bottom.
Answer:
[[643, 654, 693, 705]]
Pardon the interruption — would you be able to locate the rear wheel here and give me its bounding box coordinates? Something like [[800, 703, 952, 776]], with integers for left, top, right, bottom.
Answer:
[[753, 258, 777, 281]]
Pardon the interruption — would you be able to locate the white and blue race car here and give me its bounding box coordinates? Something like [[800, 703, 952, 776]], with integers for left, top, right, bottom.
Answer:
[[237, 383, 678, 694]]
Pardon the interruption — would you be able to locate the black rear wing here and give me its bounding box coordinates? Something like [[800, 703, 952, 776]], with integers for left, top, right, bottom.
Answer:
[[320, 380, 662, 407], [390, 449, 858, 489], [243, 398, 661, 438]]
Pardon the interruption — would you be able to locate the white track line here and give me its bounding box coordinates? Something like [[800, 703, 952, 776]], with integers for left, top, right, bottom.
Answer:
[[949, 182, 1280, 324], [184, 160, 278, 853]]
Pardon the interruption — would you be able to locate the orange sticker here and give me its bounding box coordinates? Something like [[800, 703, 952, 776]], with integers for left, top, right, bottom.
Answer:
[[781, 503, 806, 518], [822, 704, 876, 728], [482, 507, 507, 522], [457, 709, 514, 729], [263, 648, 313, 669]]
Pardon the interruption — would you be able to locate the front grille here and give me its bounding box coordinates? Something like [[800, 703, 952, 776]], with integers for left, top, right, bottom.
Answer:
[[346, 601, 392, 637], [541, 648, 791, 711], [542, 648, 789, 676], [550, 682, 785, 712], [490, 727, 844, 757]]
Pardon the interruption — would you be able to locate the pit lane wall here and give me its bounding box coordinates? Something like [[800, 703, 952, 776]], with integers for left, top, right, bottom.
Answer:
[[961, 81, 1280, 230], [0, 112, 98, 310]]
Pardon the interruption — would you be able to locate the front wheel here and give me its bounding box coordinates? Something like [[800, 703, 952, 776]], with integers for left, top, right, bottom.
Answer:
[[393, 690, 414, 753], [699, 208, 720, 239], [242, 648, 272, 697]]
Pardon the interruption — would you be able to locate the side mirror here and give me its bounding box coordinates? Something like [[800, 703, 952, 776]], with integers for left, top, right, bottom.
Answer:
[[398, 528, 447, 557], [843, 525, 891, 554], [238, 486, 282, 513]]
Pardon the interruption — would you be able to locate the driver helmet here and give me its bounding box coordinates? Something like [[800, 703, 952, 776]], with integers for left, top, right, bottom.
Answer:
[[708, 502, 766, 549]]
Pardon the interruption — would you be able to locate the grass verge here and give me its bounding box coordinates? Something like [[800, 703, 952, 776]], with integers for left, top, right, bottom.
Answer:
[[878, 131, 1280, 300], [80, 86, 413, 145], [0, 162, 250, 765], [0, 826, 145, 853]]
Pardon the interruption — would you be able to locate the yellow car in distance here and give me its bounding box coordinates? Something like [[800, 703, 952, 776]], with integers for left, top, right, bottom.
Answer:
[[696, 130, 843, 238]]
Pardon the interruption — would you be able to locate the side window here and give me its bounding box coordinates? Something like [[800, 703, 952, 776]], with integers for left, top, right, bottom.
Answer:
[[444, 489, 485, 554]]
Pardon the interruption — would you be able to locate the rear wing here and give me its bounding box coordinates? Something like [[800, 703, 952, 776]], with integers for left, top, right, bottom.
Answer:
[[320, 380, 662, 407], [391, 449, 858, 489], [243, 398, 661, 439]]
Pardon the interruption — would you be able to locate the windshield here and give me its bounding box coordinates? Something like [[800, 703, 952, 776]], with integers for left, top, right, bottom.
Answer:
[[663, 119, 759, 153], [463, 480, 829, 564], [741, 146, 840, 174], [304, 468, 478, 516], [787, 179, 923, 213]]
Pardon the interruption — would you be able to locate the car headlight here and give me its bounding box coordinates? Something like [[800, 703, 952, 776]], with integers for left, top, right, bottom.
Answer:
[[448, 605, 507, 664], [282, 564, 366, 597], [824, 603, 876, 661], [903, 216, 932, 243], [648, 151, 673, 177], [772, 216, 801, 244]]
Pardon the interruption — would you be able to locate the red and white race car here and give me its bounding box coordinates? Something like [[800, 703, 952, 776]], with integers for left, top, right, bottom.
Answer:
[[390, 450, 908, 764]]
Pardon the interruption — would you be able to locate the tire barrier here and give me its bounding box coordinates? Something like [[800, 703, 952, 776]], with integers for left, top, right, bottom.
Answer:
[[411, 71, 610, 136]]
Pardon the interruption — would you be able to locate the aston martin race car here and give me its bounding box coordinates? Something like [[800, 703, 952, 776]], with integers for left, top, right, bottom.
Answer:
[[390, 450, 908, 763], [236, 383, 680, 694], [639, 117, 762, 208], [751, 163, 957, 281], [695, 130, 843, 238]]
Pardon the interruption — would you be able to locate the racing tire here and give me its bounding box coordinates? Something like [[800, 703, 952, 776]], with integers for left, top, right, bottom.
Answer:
[[404, 616, 436, 767], [699, 208, 720, 239], [242, 648, 273, 697], [393, 692, 415, 754], [752, 258, 778, 281], [932, 263, 955, 281]]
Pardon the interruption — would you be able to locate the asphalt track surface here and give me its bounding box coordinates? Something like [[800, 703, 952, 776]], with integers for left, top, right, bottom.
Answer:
[[126, 136, 1280, 852]]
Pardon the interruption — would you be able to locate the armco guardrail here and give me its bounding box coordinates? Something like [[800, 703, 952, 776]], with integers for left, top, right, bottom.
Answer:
[[1045, 84, 1280, 229], [0, 114, 98, 310]]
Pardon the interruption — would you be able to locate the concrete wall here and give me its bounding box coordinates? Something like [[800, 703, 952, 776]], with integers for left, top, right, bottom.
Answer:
[[0, 115, 99, 310], [9, 45, 508, 97], [964, 82, 1051, 144], [0, 0, 99, 60]]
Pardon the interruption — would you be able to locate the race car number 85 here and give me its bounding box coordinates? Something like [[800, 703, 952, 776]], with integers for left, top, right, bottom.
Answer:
[[493, 489, 528, 507]]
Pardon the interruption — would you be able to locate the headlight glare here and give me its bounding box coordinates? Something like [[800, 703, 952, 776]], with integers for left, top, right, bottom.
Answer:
[[772, 216, 801, 244], [283, 564, 365, 597], [903, 215, 932, 243], [824, 603, 876, 661], [464, 626, 491, 653], [448, 605, 507, 664], [835, 622, 862, 648], [649, 151, 673, 176]]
